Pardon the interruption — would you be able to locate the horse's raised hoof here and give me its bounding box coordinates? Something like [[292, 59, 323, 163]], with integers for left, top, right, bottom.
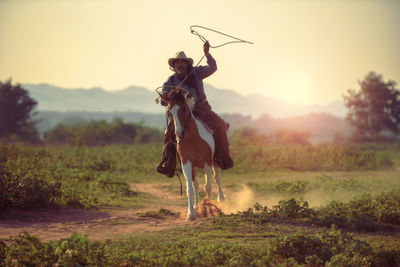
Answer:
[[217, 196, 225, 203], [186, 213, 196, 221]]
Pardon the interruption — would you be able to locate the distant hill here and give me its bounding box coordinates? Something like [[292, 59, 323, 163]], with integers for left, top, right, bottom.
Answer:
[[24, 83, 351, 143], [23, 83, 347, 117]]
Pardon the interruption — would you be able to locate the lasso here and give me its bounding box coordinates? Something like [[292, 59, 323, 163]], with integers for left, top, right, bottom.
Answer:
[[155, 25, 253, 97]]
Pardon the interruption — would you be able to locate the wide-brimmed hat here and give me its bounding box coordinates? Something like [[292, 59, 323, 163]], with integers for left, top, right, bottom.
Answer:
[[168, 51, 193, 68]]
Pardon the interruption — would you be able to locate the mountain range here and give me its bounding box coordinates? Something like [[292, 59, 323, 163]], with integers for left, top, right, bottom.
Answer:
[[22, 83, 347, 118]]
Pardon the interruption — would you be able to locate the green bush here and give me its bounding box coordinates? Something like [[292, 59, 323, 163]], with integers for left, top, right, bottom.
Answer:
[[2, 229, 398, 266], [0, 144, 134, 210], [0, 145, 62, 209], [215, 190, 400, 232], [265, 228, 399, 266], [2, 232, 104, 266]]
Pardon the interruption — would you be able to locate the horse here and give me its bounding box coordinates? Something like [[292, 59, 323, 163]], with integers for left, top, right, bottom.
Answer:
[[161, 87, 225, 221]]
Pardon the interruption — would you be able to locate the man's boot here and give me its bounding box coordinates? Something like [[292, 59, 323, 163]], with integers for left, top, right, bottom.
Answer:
[[213, 125, 234, 170], [157, 148, 176, 177], [157, 122, 177, 178]]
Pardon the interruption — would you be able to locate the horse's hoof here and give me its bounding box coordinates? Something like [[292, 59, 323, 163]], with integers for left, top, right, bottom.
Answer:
[[186, 213, 196, 221], [217, 196, 225, 202]]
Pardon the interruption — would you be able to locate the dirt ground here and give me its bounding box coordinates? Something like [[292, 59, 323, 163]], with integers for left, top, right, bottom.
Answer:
[[0, 184, 202, 242]]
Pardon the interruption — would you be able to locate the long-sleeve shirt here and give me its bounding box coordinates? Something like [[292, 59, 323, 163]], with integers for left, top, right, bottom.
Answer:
[[161, 54, 217, 105]]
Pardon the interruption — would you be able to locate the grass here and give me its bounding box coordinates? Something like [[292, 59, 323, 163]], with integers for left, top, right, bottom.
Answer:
[[2, 216, 400, 266], [1, 142, 400, 265]]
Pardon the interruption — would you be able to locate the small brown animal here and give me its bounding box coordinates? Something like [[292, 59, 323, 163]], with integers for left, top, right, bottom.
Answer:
[[195, 198, 223, 218]]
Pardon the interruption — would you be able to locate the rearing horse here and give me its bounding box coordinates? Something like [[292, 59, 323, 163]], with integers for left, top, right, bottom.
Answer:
[[161, 87, 225, 221]]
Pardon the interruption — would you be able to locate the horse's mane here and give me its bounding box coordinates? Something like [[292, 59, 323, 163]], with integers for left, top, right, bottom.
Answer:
[[166, 87, 195, 110], [167, 87, 186, 103]]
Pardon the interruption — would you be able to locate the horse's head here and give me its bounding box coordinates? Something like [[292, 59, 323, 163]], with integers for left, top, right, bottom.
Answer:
[[161, 87, 195, 139]]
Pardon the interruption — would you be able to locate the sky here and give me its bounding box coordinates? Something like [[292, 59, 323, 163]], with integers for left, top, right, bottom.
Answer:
[[1, 0, 399, 105]]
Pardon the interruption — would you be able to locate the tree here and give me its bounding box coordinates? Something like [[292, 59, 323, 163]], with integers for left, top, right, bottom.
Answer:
[[343, 72, 400, 137], [0, 79, 39, 140]]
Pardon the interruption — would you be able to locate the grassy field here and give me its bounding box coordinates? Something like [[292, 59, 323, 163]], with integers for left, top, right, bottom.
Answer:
[[1, 142, 400, 266]]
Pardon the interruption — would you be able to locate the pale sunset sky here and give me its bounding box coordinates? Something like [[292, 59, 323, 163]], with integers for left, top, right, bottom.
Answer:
[[0, 0, 399, 105]]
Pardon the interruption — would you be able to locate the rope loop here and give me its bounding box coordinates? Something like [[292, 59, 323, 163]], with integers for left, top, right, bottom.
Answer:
[[190, 25, 253, 48], [155, 25, 253, 98]]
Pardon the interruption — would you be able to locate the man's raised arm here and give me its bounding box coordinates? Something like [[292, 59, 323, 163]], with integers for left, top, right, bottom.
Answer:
[[198, 41, 217, 79]]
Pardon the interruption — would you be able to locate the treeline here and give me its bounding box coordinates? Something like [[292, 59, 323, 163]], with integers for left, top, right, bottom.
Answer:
[[0, 79, 163, 145], [44, 118, 162, 146], [2, 71, 400, 145]]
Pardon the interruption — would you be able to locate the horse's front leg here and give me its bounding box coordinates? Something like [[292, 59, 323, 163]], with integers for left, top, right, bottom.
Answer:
[[193, 170, 199, 207], [182, 160, 195, 221]]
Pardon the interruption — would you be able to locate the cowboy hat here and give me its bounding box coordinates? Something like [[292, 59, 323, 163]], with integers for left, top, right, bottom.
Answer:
[[168, 51, 193, 68]]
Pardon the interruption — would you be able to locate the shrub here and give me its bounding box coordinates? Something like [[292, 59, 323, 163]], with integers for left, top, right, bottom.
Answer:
[[1, 230, 399, 266], [215, 190, 400, 232], [0, 144, 133, 210]]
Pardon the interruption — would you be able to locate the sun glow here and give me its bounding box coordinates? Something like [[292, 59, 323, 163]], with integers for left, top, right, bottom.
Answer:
[[0, 0, 399, 106], [278, 73, 316, 105]]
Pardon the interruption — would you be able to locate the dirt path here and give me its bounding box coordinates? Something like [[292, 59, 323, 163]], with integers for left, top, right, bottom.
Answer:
[[0, 183, 198, 242]]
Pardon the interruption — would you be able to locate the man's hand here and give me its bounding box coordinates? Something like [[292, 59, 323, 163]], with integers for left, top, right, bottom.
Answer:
[[203, 41, 210, 56]]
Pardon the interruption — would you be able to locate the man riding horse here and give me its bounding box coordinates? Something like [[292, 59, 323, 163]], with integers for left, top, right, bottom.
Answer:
[[157, 41, 234, 177]]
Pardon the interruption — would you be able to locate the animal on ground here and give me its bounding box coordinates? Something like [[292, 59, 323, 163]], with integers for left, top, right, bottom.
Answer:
[[161, 87, 225, 221]]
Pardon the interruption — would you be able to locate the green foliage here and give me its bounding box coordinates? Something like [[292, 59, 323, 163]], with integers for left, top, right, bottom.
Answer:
[[231, 142, 393, 172], [3, 232, 52, 266], [49, 233, 105, 266], [2, 229, 398, 266], [343, 71, 400, 137], [247, 174, 395, 198], [0, 79, 39, 142], [0, 145, 62, 209], [0, 144, 139, 210], [229, 199, 315, 226], [44, 117, 162, 146], [3, 232, 104, 266], [215, 190, 400, 232], [266, 228, 379, 266], [0, 141, 396, 210], [319, 190, 400, 227]]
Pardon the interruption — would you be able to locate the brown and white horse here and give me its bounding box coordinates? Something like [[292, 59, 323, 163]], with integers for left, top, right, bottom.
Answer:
[[162, 88, 225, 221]]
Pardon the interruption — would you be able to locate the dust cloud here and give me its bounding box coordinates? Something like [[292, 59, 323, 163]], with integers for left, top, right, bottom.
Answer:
[[218, 185, 282, 214], [215, 184, 377, 214]]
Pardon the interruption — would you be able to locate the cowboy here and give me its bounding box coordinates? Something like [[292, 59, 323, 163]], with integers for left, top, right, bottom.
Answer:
[[157, 41, 234, 177]]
